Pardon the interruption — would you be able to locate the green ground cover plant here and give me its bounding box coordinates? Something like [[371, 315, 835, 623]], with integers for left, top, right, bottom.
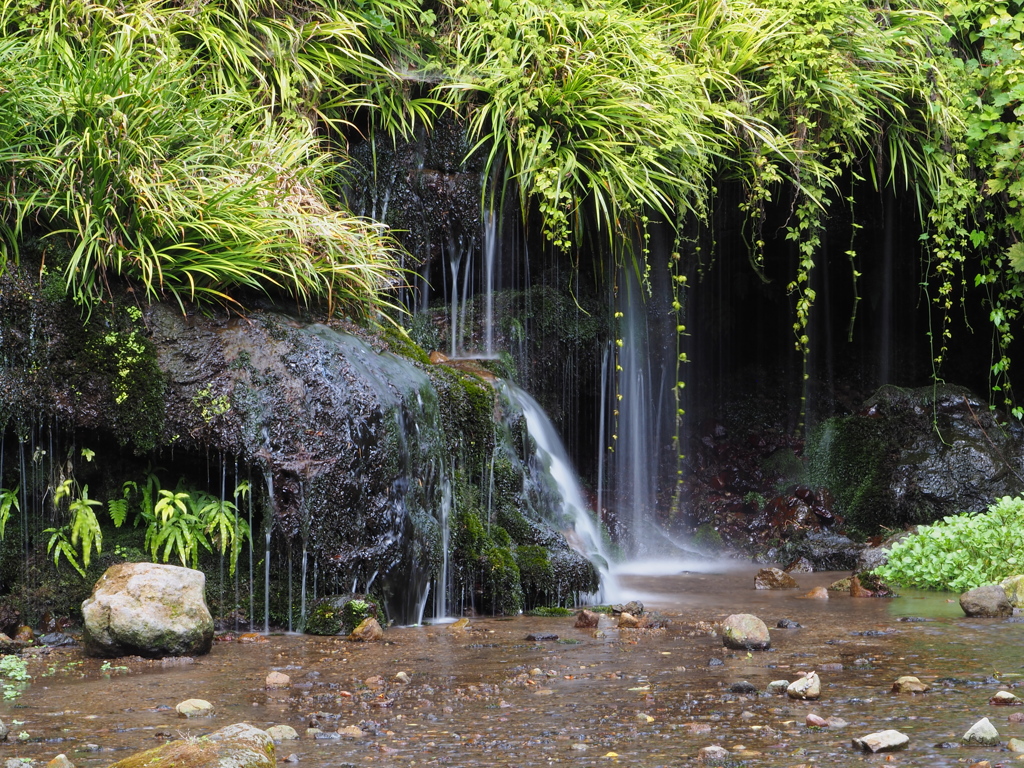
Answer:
[[873, 495, 1024, 592]]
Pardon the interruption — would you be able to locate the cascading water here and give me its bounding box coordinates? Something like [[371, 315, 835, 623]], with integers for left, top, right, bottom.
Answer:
[[500, 382, 620, 603]]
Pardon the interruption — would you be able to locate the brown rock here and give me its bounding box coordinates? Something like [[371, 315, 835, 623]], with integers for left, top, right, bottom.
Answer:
[[265, 671, 290, 689], [574, 610, 599, 629], [802, 586, 829, 599], [754, 568, 798, 590], [618, 612, 640, 629], [806, 713, 828, 727], [891, 676, 929, 693], [990, 690, 1022, 706], [349, 617, 384, 642], [784, 557, 815, 573], [107, 723, 274, 768], [850, 574, 873, 598]]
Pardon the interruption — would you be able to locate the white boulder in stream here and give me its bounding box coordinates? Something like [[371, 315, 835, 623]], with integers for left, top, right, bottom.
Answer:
[[721, 614, 771, 650], [82, 563, 214, 658], [962, 716, 1000, 745], [852, 730, 909, 753]]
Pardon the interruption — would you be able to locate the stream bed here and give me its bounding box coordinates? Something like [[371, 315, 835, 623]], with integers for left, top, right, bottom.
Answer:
[[2, 563, 1021, 767]]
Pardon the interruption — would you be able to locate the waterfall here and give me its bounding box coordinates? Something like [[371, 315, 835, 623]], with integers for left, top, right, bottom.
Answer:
[[501, 382, 620, 603]]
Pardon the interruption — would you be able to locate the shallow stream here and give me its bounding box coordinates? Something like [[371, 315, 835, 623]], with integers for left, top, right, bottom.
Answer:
[[2, 562, 1022, 767]]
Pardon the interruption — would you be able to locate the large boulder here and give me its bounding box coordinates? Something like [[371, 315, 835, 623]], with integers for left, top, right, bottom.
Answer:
[[721, 614, 771, 650], [107, 722, 274, 768], [82, 563, 214, 658], [807, 385, 1024, 536], [960, 584, 1012, 618]]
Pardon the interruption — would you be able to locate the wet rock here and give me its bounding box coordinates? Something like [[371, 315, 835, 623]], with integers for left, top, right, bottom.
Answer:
[[0, 719, 7, 741], [989, 690, 1022, 706], [108, 722, 274, 767], [526, 632, 559, 641], [784, 557, 815, 573], [722, 614, 771, 650], [448, 618, 469, 632], [730, 681, 757, 694], [612, 601, 644, 616], [826, 717, 849, 727], [787, 672, 821, 700], [283, 755, 299, 763], [766, 680, 790, 695], [617, 613, 640, 629], [1011, 712, 1024, 723], [891, 676, 930, 693], [266, 672, 291, 689], [39, 633, 76, 648], [82, 563, 214, 658], [1008, 737, 1024, 752], [574, 610, 599, 628], [852, 729, 909, 752], [708, 658, 724, 667], [13, 626, 33, 643], [394, 671, 411, 684], [697, 745, 730, 762], [806, 713, 828, 727], [755, 568, 798, 589], [959, 585, 1012, 618], [963, 717, 1000, 745], [265, 725, 299, 741], [46, 756, 74, 768], [776, 618, 802, 628], [175, 699, 214, 717], [337, 726, 366, 738], [349, 617, 384, 642], [828, 578, 851, 592], [1000, 575, 1024, 610], [802, 587, 828, 599]]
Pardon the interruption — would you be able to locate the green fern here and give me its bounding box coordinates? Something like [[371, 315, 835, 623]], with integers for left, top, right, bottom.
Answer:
[[0, 487, 19, 540]]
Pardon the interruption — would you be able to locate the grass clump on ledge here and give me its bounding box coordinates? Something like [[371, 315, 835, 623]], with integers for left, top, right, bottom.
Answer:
[[872, 496, 1024, 593]]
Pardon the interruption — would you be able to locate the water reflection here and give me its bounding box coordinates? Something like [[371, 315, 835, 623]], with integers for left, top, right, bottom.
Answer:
[[2, 565, 1022, 767]]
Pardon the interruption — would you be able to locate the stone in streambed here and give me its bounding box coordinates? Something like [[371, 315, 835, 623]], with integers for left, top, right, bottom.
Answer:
[[617, 613, 640, 629], [722, 614, 771, 650], [697, 745, 730, 762], [892, 676, 930, 693], [755, 568, 798, 589], [802, 586, 829, 599], [852, 730, 909, 753], [46, 756, 75, 768], [266, 725, 299, 742], [1008, 737, 1024, 752], [176, 699, 214, 717], [787, 671, 821, 700], [349, 617, 383, 642], [574, 610, 599, 628], [266, 671, 290, 689], [989, 690, 1022, 706], [765, 680, 790, 695], [107, 722, 274, 768], [1000, 575, 1024, 610], [959, 585, 1012, 618], [82, 562, 214, 658], [962, 717, 1000, 746], [806, 713, 828, 727]]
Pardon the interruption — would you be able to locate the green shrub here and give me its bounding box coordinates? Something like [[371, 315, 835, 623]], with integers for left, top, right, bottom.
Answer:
[[873, 496, 1024, 592]]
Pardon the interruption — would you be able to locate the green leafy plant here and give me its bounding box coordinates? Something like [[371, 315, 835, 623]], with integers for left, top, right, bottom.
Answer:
[[873, 496, 1024, 592], [45, 479, 103, 577], [0, 654, 30, 700], [0, 486, 19, 540]]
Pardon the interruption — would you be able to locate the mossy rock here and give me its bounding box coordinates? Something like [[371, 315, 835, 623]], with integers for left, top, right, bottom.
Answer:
[[305, 594, 383, 635]]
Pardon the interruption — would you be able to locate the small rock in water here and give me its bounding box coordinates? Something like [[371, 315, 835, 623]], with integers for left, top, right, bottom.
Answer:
[[266, 725, 299, 741], [776, 618, 802, 629], [891, 675, 930, 693], [394, 671, 411, 684], [349, 617, 384, 642], [175, 698, 214, 717], [574, 610, 599, 629], [526, 633, 559, 641], [266, 671, 291, 689], [826, 716, 849, 728], [0, 719, 7, 741], [989, 690, 1022, 706], [852, 730, 910, 753], [448, 618, 470, 632], [1009, 711, 1024, 723], [729, 681, 757, 694], [612, 601, 644, 616], [784, 557, 814, 573], [755, 568, 798, 590], [802, 586, 829, 599], [962, 717, 1000, 746], [282, 754, 299, 763], [805, 713, 828, 727], [765, 680, 790, 695], [787, 672, 821, 700], [337, 725, 366, 738], [46, 755, 75, 768], [722, 614, 771, 650], [617, 613, 640, 629], [708, 658, 724, 667], [697, 745, 730, 762], [1008, 737, 1024, 752]]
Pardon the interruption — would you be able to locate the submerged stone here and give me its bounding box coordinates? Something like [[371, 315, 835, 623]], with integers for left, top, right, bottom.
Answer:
[[722, 614, 771, 650], [852, 729, 909, 753]]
